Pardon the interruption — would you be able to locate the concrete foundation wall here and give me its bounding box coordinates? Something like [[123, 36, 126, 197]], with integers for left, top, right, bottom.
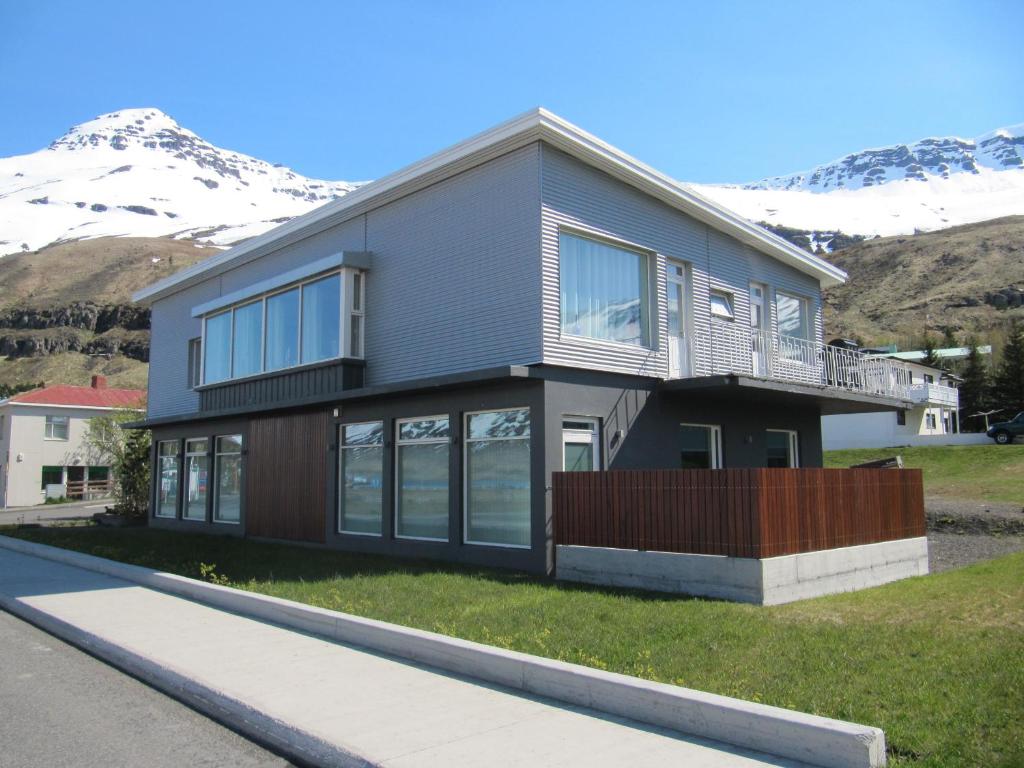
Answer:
[[556, 537, 929, 605]]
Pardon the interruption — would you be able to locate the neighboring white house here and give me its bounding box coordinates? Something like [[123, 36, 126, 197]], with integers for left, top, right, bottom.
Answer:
[[0, 376, 145, 508], [823, 354, 986, 450]]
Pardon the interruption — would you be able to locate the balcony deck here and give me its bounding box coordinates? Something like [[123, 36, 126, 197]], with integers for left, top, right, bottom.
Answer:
[[668, 321, 913, 406]]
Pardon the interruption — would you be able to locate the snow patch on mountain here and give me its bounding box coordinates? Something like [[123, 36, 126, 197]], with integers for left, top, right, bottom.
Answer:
[[0, 108, 361, 256], [690, 123, 1024, 238]]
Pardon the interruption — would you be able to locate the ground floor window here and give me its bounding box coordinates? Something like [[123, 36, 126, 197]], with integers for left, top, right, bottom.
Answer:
[[562, 418, 599, 471], [214, 435, 242, 524], [465, 408, 531, 547], [896, 409, 906, 426], [680, 424, 722, 469], [926, 413, 938, 430], [184, 438, 209, 521], [339, 421, 384, 535], [156, 441, 179, 518], [766, 429, 799, 468], [395, 416, 450, 541], [87, 466, 110, 482], [40, 465, 63, 491]]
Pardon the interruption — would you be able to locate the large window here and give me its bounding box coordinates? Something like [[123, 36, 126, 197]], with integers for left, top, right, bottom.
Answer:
[[266, 288, 300, 371], [232, 301, 263, 378], [301, 273, 341, 364], [156, 440, 179, 518], [680, 424, 722, 469], [213, 435, 242, 524], [395, 416, 450, 541], [776, 292, 810, 341], [44, 415, 69, 441], [766, 430, 799, 468], [465, 409, 531, 547], [339, 421, 384, 535], [203, 311, 232, 383], [559, 232, 650, 347], [201, 269, 364, 384], [184, 438, 208, 521]]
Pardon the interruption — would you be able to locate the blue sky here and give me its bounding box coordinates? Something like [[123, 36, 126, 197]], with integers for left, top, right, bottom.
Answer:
[[1, 0, 1021, 184]]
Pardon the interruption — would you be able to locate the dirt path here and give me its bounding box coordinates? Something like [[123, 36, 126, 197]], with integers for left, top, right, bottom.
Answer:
[[925, 496, 1024, 572]]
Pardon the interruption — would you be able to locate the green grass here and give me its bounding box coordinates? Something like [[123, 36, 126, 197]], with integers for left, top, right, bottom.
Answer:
[[825, 444, 1024, 505], [4, 526, 1022, 767]]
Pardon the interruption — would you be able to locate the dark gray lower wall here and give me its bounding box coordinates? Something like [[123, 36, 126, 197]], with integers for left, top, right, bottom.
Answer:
[[146, 367, 827, 576], [540, 367, 824, 475]]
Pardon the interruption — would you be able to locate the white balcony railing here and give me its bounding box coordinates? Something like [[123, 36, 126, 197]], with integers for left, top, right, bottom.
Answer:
[[669, 321, 912, 400], [907, 382, 959, 407]]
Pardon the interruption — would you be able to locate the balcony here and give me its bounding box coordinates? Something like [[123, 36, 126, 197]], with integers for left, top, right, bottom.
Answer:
[[906, 382, 959, 407], [668, 320, 912, 401]]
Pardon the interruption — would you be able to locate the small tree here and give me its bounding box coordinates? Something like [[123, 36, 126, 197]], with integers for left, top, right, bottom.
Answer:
[[958, 337, 990, 432], [993, 321, 1024, 418], [921, 333, 942, 370], [84, 408, 151, 517]]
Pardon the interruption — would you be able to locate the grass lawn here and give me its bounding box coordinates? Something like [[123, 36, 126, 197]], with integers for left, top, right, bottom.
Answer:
[[825, 444, 1024, 505], [3, 526, 1022, 767]]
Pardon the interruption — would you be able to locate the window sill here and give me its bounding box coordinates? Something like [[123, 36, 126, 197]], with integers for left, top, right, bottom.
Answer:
[[196, 356, 366, 391]]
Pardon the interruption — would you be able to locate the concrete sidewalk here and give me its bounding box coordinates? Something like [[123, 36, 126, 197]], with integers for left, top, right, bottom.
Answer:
[[0, 546, 806, 768]]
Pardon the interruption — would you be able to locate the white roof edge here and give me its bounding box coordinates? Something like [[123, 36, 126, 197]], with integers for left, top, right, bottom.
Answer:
[[133, 108, 846, 304]]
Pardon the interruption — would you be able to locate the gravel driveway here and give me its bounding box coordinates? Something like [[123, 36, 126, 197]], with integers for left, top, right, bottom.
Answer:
[[925, 496, 1024, 572]]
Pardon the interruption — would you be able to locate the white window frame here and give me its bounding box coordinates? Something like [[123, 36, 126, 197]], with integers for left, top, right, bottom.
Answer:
[[212, 434, 243, 525], [338, 420, 384, 537], [680, 423, 723, 469], [557, 227, 654, 350], [200, 268, 367, 386], [44, 415, 70, 441], [561, 417, 601, 471], [394, 415, 451, 543], [187, 337, 202, 389], [183, 437, 209, 522], [709, 290, 735, 321], [463, 407, 532, 549], [766, 429, 800, 468], [155, 439, 180, 519], [775, 290, 811, 341]]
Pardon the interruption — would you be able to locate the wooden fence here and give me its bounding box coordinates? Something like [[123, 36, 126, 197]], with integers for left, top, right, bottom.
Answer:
[[66, 479, 114, 500], [552, 468, 925, 559]]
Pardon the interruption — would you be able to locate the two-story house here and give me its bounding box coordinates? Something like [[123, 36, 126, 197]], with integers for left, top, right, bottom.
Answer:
[[132, 109, 912, 574], [0, 376, 145, 508]]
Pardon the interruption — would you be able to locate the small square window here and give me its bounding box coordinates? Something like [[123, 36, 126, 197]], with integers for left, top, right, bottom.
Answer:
[[45, 415, 69, 441], [709, 291, 734, 320]]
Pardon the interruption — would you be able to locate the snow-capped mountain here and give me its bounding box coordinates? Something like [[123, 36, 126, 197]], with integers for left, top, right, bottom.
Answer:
[[691, 123, 1024, 238], [0, 108, 360, 256], [2, 110, 1022, 256]]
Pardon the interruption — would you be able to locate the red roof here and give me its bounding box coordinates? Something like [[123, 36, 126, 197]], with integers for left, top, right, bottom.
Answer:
[[7, 384, 145, 409]]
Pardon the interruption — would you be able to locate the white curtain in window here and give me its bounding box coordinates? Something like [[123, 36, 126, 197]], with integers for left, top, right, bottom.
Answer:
[[301, 274, 341, 364], [560, 233, 649, 346]]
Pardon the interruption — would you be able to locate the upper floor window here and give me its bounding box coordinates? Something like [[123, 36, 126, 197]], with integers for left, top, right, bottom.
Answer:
[[44, 415, 69, 441], [709, 290, 735, 321], [201, 269, 363, 385], [559, 232, 650, 347], [777, 292, 810, 341], [187, 338, 202, 389]]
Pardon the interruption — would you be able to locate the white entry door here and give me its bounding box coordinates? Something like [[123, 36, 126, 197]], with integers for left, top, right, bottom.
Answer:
[[749, 283, 767, 376], [667, 261, 692, 377]]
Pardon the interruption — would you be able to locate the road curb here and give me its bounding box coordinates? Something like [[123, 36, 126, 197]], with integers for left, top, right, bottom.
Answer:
[[0, 534, 886, 768], [0, 588, 372, 768]]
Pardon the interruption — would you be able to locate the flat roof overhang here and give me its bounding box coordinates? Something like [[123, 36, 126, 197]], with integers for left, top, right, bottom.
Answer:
[[659, 374, 912, 415]]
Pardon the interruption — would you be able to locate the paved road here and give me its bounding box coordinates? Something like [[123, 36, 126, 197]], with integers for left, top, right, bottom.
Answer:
[[0, 610, 292, 768], [0, 499, 107, 526]]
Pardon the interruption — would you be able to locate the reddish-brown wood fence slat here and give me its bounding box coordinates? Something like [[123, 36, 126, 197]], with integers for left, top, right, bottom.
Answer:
[[553, 468, 925, 559]]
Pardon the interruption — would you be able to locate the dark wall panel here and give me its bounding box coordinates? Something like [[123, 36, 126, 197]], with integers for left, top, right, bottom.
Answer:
[[200, 360, 363, 413], [246, 410, 329, 543]]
